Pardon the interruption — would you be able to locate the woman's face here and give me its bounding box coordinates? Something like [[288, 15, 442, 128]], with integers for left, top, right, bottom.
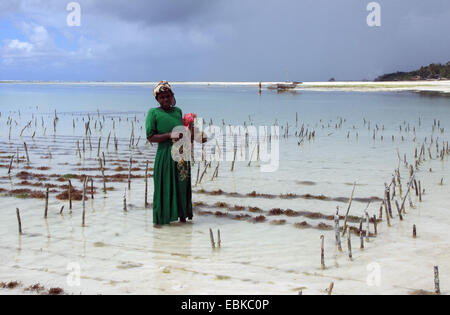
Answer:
[[156, 91, 174, 109]]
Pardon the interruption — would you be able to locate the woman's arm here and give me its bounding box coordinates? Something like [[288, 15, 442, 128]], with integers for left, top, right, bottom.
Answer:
[[148, 131, 182, 143]]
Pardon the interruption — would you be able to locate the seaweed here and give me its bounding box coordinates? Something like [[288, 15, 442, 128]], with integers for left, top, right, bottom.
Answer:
[[0, 281, 20, 289], [9, 188, 45, 199], [48, 287, 64, 295], [248, 206, 262, 213], [214, 202, 228, 208], [17, 181, 43, 187], [317, 223, 334, 230], [280, 193, 297, 199], [270, 220, 287, 225], [56, 189, 87, 201], [253, 215, 266, 223], [24, 283, 46, 293], [16, 171, 32, 180], [215, 211, 228, 217], [284, 209, 300, 217], [269, 208, 284, 216], [63, 174, 78, 179], [232, 214, 252, 220], [294, 221, 311, 229]]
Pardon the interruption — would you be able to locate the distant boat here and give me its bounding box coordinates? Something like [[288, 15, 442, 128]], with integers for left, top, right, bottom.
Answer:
[[267, 82, 302, 91]]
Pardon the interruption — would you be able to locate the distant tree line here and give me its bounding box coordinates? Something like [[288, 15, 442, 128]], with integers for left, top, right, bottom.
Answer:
[[375, 61, 450, 81]]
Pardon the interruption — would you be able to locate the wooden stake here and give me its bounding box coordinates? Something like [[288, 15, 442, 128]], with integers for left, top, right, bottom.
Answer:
[[217, 229, 221, 248], [97, 137, 102, 157], [76, 141, 82, 159], [123, 188, 127, 212], [365, 210, 370, 241], [209, 228, 216, 249], [68, 180, 73, 212], [195, 162, 200, 186], [320, 235, 325, 270], [8, 155, 14, 175], [379, 202, 383, 220], [231, 148, 237, 172], [434, 266, 441, 295], [395, 200, 403, 221], [44, 186, 49, 219], [373, 215, 378, 236], [385, 185, 393, 219], [128, 154, 132, 190], [60, 206, 65, 215], [328, 282, 334, 296], [342, 182, 356, 236], [198, 162, 210, 184], [99, 157, 107, 193], [211, 162, 220, 181], [90, 178, 94, 199], [413, 224, 417, 238], [384, 199, 391, 227], [347, 231, 352, 259], [145, 161, 149, 208], [418, 181, 422, 202], [334, 207, 342, 252], [400, 177, 415, 213], [23, 142, 30, 164], [16, 208, 22, 235], [360, 231, 364, 250], [82, 178, 87, 226], [106, 132, 111, 150]]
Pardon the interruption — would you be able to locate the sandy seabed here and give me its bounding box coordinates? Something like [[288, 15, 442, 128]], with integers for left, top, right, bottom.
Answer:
[[0, 85, 449, 295]]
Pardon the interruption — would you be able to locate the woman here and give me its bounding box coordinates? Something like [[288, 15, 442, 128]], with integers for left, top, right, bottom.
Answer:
[[146, 81, 205, 226]]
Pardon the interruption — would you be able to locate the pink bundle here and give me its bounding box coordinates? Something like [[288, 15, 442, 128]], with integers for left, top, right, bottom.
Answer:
[[183, 113, 197, 131]]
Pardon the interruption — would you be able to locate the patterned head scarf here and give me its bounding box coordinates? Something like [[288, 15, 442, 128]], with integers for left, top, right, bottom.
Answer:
[[153, 81, 173, 98]]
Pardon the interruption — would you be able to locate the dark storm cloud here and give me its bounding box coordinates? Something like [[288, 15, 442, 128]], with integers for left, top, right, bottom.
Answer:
[[1, 0, 449, 81], [81, 0, 220, 26]]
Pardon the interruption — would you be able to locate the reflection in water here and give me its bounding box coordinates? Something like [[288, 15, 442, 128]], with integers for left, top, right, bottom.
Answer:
[[45, 219, 51, 249], [151, 223, 194, 294], [17, 234, 22, 255]]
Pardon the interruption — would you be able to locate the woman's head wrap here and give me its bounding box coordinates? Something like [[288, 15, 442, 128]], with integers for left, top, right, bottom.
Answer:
[[153, 81, 173, 98]]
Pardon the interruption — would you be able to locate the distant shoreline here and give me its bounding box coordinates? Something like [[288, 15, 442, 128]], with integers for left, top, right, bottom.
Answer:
[[1, 80, 449, 94]]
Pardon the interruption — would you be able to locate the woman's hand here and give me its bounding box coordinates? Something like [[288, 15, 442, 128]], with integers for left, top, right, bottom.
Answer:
[[192, 127, 208, 143], [170, 131, 183, 141]]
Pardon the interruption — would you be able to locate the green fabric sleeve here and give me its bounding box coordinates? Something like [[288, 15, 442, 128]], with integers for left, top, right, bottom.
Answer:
[[146, 109, 157, 139]]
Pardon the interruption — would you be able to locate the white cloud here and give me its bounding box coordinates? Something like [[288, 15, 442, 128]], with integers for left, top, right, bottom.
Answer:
[[0, 21, 96, 68], [4, 39, 33, 54]]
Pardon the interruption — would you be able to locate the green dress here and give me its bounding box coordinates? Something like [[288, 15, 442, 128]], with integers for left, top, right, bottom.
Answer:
[[146, 106, 193, 225]]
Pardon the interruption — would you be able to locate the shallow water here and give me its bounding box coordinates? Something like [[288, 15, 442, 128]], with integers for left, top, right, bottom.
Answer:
[[0, 83, 449, 295]]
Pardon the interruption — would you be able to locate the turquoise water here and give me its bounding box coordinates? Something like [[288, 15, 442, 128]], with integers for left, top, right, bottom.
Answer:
[[2, 83, 449, 127], [0, 83, 449, 294]]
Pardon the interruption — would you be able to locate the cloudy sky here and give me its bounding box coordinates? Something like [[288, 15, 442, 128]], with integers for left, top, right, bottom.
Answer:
[[0, 0, 449, 81]]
